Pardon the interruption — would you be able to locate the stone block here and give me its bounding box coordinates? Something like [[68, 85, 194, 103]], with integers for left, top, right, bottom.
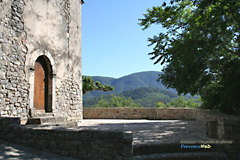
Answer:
[[123, 131, 133, 141], [105, 148, 118, 156], [66, 131, 78, 140], [0, 70, 6, 79], [121, 148, 132, 157], [78, 147, 87, 155], [114, 143, 124, 150], [69, 150, 78, 156], [61, 150, 69, 156], [49, 140, 56, 147], [71, 140, 82, 145], [101, 155, 112, 160], [16, 107, 22, 114], [79, 131, 93, 140], [28, 138, 35, 144], [83, 141, 93, 150], [0, 110, 7, 115]]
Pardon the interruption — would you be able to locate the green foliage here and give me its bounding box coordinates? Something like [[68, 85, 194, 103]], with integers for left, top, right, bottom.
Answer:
[[120, 87, 177, 107], [92, 95, 142, 108], [139, 0, 240, 115], [83, 87, 199, 108], [83, 87, 177, 108], [82, 75, 114, 95], [156, 97, 200, 108], [156, 102, 166, 108]]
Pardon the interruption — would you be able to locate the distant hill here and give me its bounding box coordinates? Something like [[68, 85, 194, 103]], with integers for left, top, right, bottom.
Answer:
[[111, 71, 165, 92], [83, 87, 178, 108], [83, 86, 199, 108], [83, 71, 176, 100]]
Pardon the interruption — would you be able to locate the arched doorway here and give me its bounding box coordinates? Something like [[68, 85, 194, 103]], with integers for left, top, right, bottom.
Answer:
[[33, 56, 53, 113]]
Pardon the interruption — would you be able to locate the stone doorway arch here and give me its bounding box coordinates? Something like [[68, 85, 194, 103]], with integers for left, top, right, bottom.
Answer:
[[34, 55, 53, 113], [25, 50, 56, 116]]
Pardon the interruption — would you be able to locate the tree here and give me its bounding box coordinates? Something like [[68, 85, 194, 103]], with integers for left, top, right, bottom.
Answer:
[[82, 76, 114, 95], [139, 0, 240, 115], [92, 95, 142, 108], [156, 97, 200, 108]]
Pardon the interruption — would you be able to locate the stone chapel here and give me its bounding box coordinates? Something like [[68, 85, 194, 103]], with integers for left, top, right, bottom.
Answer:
[[0, 0, 84, 124]]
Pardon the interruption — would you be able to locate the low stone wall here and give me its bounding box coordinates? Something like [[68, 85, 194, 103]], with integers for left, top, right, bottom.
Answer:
[[0, 117, 20, 133], [196, 110, 240, 140], [83, 108, 240, 159], [1, 109, 240, 159], [83, 108, 239, 140], [0, 118, 132, 160], [196, 109, 240, 159], [83, 108, 198, 120]]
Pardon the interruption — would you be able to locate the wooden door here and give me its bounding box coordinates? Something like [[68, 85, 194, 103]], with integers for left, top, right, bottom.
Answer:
[[34, 61, 45, 111]]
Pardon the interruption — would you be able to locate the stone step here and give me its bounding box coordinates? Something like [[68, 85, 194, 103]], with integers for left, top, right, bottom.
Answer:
[[133, 142, 225, 155], [27, 116, 67, 125], [31, 113, 54, 117], [133, 152, 229, 160], [33, 109, 46, 115], [30, 121, 78, 128]]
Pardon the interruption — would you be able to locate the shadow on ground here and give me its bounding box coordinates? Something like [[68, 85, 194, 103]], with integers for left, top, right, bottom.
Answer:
[[0, 139, 76, 160]]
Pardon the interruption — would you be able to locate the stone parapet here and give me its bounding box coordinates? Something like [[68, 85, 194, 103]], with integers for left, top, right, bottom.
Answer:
[[83, 108, 240, 159], [195, 109, 240, 159], [195, 109, 240, 140], [0, 117, 20, 134], [83, 108, 198, 120]]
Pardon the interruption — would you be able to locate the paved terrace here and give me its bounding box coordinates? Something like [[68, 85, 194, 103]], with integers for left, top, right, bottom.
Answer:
[[77, 119, 217, 145], [0, 119, 219, 159]]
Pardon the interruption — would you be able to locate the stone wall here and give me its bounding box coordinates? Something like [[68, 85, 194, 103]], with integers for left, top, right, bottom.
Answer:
[[0, 118, 133, 160], [83, 108, 240, 142], [196, 110, 240, 159], [0, 117, 20, 133], [0, 0, 30, 122], [84, 108, 240, 159], [83, 108, 198, 120], [23, 0, 83, 122], [55, 76, 82, 121], [196, 110, 240, 140], [23, 0, 82, 85], [0, 0, 83, 123]]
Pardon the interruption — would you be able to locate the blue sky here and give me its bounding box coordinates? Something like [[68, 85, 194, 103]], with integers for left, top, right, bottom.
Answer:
[[82, 0, 166, 78]]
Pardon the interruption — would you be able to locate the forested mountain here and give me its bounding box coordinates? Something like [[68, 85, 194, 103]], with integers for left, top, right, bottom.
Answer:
[[83, 87, 179, 108], [83, 71, 176, 100], [83, 71, 180, 107], [83, 86, 199, 108], [83, 71, 200, 108]]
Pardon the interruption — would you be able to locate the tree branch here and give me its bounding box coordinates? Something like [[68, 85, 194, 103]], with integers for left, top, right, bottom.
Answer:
[[84, 88, 113, 94], [221, 43, 238, 55]]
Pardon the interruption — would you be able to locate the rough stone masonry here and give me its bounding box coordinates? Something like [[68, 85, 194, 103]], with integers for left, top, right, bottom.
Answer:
[[0, 0, 83, 123]]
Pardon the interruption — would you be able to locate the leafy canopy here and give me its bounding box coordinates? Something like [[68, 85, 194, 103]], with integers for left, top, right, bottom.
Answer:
[[82, 76, 114, 95], [139, 0, 240, 115], [92, 95, 142, 108], [156, 97, 200, 108]]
